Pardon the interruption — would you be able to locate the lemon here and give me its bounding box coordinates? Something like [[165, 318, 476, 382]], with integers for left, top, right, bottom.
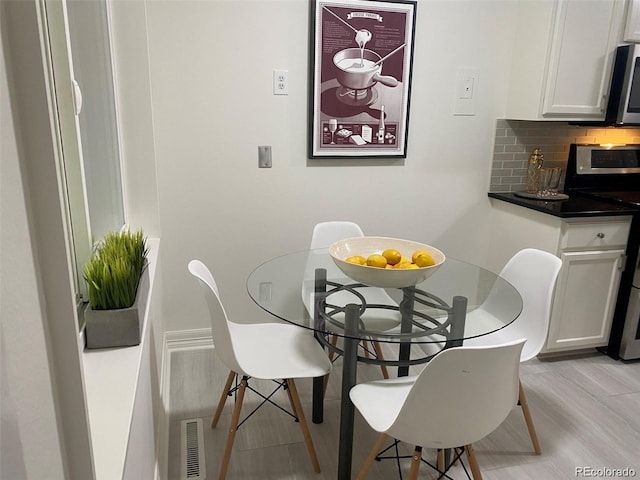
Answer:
[[394, 262, 418, 269], [394, 259, 411, 268], [414, 252, 436, 267], [382, 248, 402, 265], [366, 254, 387, 268], [412, 250, 430, 264], [345, 255, 366, 265]]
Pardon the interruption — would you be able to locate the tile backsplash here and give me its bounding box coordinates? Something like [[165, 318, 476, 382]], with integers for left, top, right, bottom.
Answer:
[[490, 119, 640, 192]]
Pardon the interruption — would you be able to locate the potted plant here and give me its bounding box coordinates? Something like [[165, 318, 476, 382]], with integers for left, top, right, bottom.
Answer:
[[83, 229, 149, 349]]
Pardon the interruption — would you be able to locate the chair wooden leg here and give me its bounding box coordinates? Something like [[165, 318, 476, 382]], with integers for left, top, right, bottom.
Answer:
[[283, 378, 295, 411], [323, 334, 339, 394], [322, 372, 331, 396], [356, 433, 388, 480], [519, 380, 542, 454], [219, 375, 247, 480], [327, 334, 338, 361], [372, 341, 389, 379], [362, 339, 372, 358], [287, 379, 321, 473], [437, 448, 445, 473], [453, 447, 463, 466], [464, 444, 482, 480], [212, 371, 237, 428], [408, 446, 422, 480]]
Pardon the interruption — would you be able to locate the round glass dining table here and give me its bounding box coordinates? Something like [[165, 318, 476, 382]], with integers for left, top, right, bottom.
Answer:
[[247, 249, 523, 480]]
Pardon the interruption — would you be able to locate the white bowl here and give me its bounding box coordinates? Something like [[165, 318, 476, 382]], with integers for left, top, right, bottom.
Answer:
[[328, 236, 446, 288]]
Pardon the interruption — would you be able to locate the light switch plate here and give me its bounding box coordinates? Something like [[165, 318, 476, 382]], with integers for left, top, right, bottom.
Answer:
[[258, 146, 272, 168], [454, 67, 479, 116]]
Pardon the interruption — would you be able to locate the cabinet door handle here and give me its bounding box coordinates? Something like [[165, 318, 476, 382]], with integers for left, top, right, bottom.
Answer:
[[597, 232, 605, 238]]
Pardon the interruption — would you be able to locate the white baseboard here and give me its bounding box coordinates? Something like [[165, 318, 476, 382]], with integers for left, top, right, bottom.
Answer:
[[165, 328, 214, 352], [154, 332, 170, 480]]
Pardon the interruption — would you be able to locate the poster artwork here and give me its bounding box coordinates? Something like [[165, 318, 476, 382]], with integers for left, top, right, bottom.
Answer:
[[310, 0, 416, 158]]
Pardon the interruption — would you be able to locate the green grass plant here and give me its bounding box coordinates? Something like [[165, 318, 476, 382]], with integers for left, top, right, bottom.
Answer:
[[83, 229, 148, 310]]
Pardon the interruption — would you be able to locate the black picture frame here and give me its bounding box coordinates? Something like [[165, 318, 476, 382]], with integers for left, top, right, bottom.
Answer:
[[309, 0, 417, 158]]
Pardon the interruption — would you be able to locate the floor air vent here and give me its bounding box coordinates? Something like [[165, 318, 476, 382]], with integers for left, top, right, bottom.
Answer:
[[181, 418, 206, 480]]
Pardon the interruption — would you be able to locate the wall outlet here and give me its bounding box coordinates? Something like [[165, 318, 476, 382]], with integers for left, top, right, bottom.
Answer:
[[273, 69, 289, 95]]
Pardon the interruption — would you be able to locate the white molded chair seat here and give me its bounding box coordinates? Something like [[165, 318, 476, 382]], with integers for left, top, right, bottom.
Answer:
[[228, 322, 332, 379], [452, 248, 562, 454], [351, 339, 526, 480], [188, 259, 332, 479]]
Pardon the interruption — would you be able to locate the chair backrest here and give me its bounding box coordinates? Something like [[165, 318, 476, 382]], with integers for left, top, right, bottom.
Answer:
[[483, 248, 562, 362], [303, 221, 366, 315], [188, 260, 243, 374], [388, 339, 525, 449], [309, 221, 364, 249]]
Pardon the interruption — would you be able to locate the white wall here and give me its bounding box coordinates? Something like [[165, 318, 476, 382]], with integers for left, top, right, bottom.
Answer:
[[109, 0, 161, 239], [142, 0, 518, 331]]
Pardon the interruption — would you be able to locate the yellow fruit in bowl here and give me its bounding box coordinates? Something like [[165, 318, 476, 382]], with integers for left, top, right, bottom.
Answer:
[[366, 254, 388, 268], [393, 260, 408, 268], [382, 248, 402, 266], [394, 256, 412, 268], [345, 255, 366, 265], [414, 252, 436, 267], [412, 250, 430, 264]]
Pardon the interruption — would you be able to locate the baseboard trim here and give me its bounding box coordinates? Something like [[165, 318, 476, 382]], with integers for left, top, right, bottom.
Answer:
[[165, 328, 214, 352], [155, 332, 171, 480]]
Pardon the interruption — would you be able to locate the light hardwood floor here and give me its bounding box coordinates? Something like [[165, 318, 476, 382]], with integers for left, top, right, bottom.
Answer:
[[167, 346, 640, 479]]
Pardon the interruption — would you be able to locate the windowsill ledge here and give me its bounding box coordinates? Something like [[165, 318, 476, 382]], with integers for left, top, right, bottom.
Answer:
[[81, 237, 159, 480]]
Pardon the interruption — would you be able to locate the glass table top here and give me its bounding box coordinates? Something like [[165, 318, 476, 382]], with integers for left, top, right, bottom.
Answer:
[[247, 249, 523, 346]]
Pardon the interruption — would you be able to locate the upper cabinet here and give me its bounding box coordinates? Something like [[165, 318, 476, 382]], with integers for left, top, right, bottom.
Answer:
[[506, 0, 626, 121], [624, 0, 640, 42]]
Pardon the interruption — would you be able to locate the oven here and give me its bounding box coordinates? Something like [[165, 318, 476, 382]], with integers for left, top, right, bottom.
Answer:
[[565, 144, 640, 360]]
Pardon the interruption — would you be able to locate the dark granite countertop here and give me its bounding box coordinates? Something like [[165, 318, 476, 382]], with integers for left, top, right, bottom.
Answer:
[[488, 192, 638, 218]]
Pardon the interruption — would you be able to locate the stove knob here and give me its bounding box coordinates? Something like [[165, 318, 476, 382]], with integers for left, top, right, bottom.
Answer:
[[597, 232, 605, 239]]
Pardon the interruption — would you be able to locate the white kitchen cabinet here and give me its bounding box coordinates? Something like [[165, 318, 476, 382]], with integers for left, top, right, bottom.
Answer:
[[624, 0, 640, 42], [545, 249, 624, 351], [506, 0, 626, 121], [489, 200, 631, 353]]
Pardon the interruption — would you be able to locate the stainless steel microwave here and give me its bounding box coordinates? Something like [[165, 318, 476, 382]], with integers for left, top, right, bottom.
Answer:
[[605, 44, 640, 125]]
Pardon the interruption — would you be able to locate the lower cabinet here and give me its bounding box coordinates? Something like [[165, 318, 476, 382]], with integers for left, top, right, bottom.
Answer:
[[489, 200, 631, 354], [545, 249, 625, 352]]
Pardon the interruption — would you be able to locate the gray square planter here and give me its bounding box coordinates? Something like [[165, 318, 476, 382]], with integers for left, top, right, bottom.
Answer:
[[84, 266, 150, 349]]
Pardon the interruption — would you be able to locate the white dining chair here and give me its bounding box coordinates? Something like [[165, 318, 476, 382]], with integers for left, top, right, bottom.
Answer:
[[310, 221, 365, 250], [188, 260, 332, 479], [306, 221, 403, 379], [351, 339, 526, 479], [455, 248, 562, 454]]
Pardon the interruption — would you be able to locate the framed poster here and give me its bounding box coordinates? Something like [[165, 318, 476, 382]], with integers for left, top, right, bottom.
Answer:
[[309, 0, 416, 158]]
